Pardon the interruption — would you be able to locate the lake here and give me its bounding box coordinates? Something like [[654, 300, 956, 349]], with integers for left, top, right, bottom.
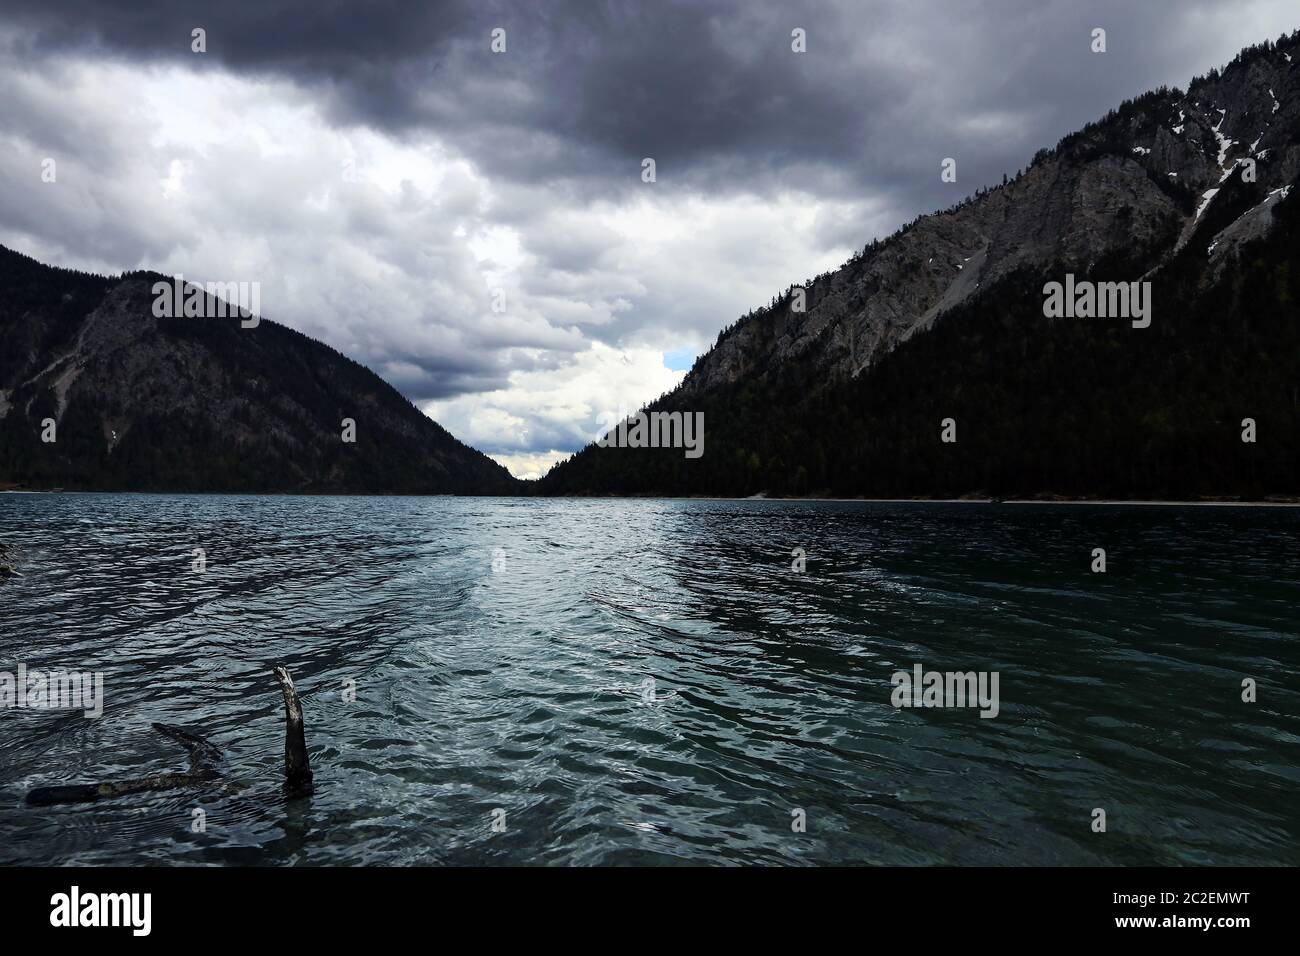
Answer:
[[1, 494, 1297, 865]]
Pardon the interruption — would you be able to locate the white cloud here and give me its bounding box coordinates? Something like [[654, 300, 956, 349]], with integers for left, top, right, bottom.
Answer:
[[425, 341, 687, 474], [487, 450, 573, 482]]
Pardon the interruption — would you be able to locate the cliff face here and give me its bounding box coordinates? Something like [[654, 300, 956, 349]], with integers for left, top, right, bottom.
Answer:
[[541, 34, 1300, 498], [0, 250, 517, 494], [680, 36, 1300, 398]]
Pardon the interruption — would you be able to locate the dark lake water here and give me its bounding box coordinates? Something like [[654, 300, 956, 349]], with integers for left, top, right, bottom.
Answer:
[[1, 493, 1297, 866]]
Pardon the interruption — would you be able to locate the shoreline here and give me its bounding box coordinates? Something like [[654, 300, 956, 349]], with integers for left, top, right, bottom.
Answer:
[[607, 496, 1300, 507], [3, 488, 1299, 506]]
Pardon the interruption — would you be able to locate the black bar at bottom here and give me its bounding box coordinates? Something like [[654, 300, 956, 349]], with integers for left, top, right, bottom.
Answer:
[[0, 866, 1283, 942]]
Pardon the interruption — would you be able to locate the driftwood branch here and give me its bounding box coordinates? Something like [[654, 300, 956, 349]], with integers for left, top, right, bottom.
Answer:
[[26, 724, 222, 806], [273, 666, 314, 798], [25, 666, 313, 806]]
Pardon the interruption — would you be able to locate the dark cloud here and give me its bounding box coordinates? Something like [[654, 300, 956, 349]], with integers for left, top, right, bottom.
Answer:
[[379, 360, 509, 403], [8, 0, 1296, 213]]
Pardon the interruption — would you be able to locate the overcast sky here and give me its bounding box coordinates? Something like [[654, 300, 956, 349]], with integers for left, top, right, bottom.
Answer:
[[2, 1, 1297, 477]]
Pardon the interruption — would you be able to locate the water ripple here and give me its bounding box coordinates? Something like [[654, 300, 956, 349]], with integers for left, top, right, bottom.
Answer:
[[1, 494, 1297, 865]]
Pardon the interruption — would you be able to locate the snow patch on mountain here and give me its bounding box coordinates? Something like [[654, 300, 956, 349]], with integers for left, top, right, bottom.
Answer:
[[1212, 109, 1235, 168], [1196, 188, 1220, 219]]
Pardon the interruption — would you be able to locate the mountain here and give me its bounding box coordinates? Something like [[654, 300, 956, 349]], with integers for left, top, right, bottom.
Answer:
[[0, 247, 518, 494], [540, 32, 1300, 499]]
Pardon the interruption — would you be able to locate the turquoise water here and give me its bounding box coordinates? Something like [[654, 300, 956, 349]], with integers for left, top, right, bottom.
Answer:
[[0, 494, 1297, 865]]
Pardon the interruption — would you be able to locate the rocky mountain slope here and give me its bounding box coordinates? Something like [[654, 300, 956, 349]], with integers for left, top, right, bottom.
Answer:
[[541, 32, 1300, 498], [687, 36, 1300, 396], [0, 248, 518, 494]]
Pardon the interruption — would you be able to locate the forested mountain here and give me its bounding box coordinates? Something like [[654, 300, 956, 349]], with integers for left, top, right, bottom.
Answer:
[[539, 33, 1300, 499], [0, 248, 518, 494]]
